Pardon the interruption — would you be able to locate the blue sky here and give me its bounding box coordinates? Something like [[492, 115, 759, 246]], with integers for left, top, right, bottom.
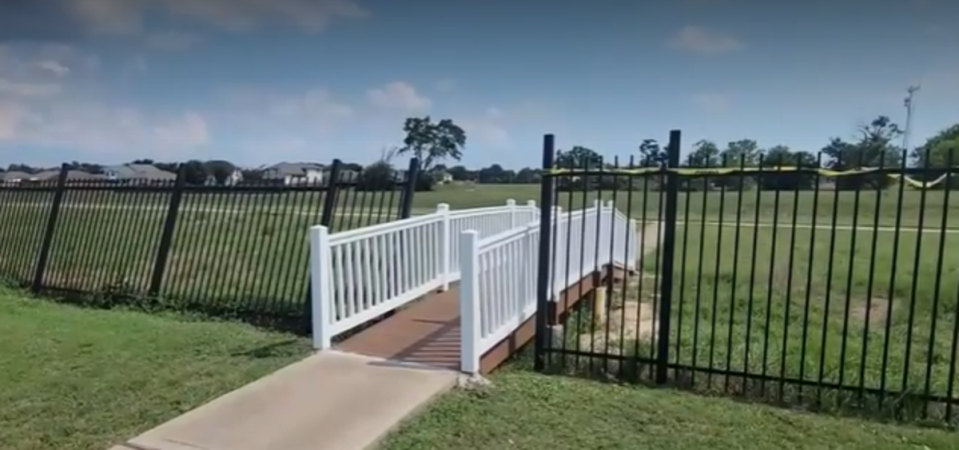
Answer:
[[0, 0, 956, 169]]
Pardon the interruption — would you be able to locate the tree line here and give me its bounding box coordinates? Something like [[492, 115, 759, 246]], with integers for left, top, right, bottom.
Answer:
[[4, 115, 957, 191]]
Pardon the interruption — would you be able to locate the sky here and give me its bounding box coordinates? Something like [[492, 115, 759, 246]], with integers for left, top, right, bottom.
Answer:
[[0, 0, 956, 169]]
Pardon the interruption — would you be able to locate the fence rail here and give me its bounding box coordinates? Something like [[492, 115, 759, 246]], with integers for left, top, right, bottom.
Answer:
[[0, 159, 418, 332], [535, 131, 959, 424]]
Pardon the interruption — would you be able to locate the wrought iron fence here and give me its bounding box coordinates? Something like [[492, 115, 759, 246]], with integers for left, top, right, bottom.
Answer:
[[0, 159, 418, 332], [535, 130, 959, 423]]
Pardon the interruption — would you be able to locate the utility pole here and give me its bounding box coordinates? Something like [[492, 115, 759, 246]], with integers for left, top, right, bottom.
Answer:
[[902, 85, 920, 152]]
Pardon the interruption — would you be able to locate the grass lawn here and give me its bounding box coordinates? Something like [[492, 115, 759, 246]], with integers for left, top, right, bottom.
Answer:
[[552, 221, 959, 419], [0, 286, 311, 450], [382, 367, 959, 450]]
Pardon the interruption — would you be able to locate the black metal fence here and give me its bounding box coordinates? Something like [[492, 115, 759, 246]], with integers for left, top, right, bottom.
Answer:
[[534, 131, 959, 423], [0, 159, 418, 332]]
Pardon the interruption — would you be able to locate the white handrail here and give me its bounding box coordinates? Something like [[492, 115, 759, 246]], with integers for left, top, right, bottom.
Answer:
[[459, 201, 640, 374], [310, 199, 537, 349]]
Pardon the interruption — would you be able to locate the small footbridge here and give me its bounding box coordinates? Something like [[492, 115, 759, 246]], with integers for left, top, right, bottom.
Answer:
[[308, 199, 649, 374]]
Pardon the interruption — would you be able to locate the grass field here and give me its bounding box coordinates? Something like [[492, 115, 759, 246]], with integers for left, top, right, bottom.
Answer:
[[555, 219, 959, 419], [0, 182, 955, 326], [0, 286, 310, 450], [382, 363, 959, 449]]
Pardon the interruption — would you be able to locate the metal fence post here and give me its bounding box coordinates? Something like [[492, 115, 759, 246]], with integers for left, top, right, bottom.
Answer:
[[319, 159, 343, 229], [149, 165, 186, 296], [398, 158, 419, 219], [31, 164, 69, 294], [304, 159, 343, 335], [655, 129, 682, 385], [534, 134, 556, 372]]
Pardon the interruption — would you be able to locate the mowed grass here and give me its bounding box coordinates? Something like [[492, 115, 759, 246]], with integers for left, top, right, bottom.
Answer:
[[557, 219, 959, 418], [0, 187, 400, 319], [0, 182, 955, 323], [0, 286, 311, 450], [382, 365, 959, 450]]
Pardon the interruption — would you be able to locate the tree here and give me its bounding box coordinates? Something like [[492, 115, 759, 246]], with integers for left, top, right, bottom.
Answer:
[[686, 140, 720, 167], [181, 160, 207, 185], [447, 165, 470, 181], [822, 116, 903, 189], [203, 160, 236, 185], [714, 139, 762, 189], [638, 139, 667, 167], [356, 160, 395, 191], [914, 123, 959, 168], [398, 116, 467, 185], [760, 145, 818, 190], [515, 167, 540, 184], [555, 146, 602, 168]]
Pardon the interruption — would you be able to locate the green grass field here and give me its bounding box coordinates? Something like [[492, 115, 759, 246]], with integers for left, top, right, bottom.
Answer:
[[0, 182, 955, 325], [556, 220, 959, 419], [0, 286, 310, 450], [382, 363, 959, 450]]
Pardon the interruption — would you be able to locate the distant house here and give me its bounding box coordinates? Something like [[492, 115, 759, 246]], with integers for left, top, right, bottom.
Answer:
[[103, 164, 177, 182], [204, 169, 244, 186], [434, 171, 453, 184], [1, 171, 32, 183], [262, 162, 325, 185]]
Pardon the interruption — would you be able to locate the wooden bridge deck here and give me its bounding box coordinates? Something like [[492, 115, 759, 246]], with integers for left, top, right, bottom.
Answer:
[[337, 266, 624, 374]]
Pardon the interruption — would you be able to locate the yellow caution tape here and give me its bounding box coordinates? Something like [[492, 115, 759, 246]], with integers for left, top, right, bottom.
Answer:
[[546, 166, 959, 189]]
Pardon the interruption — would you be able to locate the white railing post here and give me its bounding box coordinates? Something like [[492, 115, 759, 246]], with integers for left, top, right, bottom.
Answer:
[[526, 199, 537, 225], [628, 218, 638, 271], [309, 225, 334, 350], [459, 230, 481, 374], [437, 203, 451, 291], [506, 199, 516, 228]]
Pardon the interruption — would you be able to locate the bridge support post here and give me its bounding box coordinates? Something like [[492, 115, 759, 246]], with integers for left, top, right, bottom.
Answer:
[[309, 225, 334, 350], [459, 230, 481, 374], [437, 203, 451, 291]]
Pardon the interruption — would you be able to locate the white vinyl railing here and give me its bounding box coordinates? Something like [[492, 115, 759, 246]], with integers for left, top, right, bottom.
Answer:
[[309, 199, 538, 349], [459, 201, 638, 374]]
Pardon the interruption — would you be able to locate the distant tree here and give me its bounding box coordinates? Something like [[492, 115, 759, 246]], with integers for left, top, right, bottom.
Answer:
[[241, 169, 264, 182], [714, 139, 762, 189], [637, 139, 667, 167], [820, 116, 903, 189], [555, 146, 602, 168], [203, 160, 236, 185], [181, 160, 207, 185], [686, 140, 721, 167], [7, 164, 37, 173], [356, 160, 395, 191], [515, 167, 540, 184], [912, 123, 959, 189], [760, 145, 819, 190], [447, 165, 470, 181], [131, 159, 155, 164], [398, 116, 467, 191]]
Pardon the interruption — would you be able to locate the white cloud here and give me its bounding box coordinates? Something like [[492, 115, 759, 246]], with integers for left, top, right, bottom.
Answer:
[[669, 26, 744, 55], [367, 81, 431, 111], [146, 31, 203, 50]]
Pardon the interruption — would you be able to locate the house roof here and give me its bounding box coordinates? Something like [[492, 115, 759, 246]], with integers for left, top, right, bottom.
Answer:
[[105, 164, 176, 180], [1, 171, 32, 181], [263, 162, 325, 177]]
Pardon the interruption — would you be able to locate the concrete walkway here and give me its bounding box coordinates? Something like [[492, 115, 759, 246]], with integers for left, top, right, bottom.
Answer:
[[110, 351, 458, 450]]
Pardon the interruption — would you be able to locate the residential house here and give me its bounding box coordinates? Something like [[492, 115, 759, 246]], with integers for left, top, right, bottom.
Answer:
[[1, 171, 33, 183], [434, 171, 453, 184], [262, 162, 325, 185], [103, 164, 177, 182], [204, 169, 244, 186]]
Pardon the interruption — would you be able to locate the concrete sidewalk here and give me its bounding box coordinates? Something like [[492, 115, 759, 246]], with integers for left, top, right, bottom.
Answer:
[[110, 351, 458, 450]]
